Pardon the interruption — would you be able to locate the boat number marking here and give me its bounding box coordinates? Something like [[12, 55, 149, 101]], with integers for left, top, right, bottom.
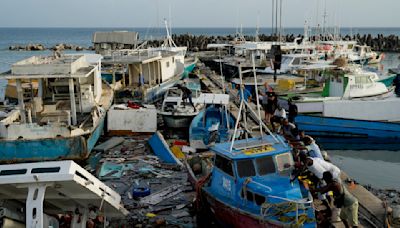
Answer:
[[243, 146, 275, 155]]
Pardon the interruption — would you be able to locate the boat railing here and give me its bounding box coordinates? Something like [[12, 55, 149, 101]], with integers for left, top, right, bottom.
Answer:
[[260, 194, 313, 224]]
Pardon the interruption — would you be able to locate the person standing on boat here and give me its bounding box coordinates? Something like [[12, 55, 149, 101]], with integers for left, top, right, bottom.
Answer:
[[237, 84, 252, 102], [288, 98, 298, 124], [177, 84, 196, 112], [260, 82, 273, 123], [314, 171, 359, 228], [264, 91, 277, 124]]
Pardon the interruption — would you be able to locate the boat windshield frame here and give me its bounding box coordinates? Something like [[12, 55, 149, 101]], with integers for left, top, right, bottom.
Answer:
[[234, 152, 294, 178]]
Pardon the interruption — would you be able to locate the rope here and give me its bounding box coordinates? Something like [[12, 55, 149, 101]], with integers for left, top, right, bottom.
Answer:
[[195, 172, 211, 210]]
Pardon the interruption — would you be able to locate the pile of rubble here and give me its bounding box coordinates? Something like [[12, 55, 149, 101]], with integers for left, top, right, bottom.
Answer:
[[88, 136, 196, 227]]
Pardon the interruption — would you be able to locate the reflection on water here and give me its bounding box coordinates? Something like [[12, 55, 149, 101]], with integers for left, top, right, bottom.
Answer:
[[328, 150, 400, 190]]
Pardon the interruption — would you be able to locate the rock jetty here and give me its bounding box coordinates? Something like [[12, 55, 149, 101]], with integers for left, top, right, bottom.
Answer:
[[8, 33, 400, 52], [9, 43, 95, 51]]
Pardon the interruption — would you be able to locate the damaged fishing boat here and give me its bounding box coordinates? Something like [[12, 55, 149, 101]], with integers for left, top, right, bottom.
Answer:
[[189, 97, 235, 150], [192, 73, 316, 227], [195, 134, 316, 227], [0, 54, 113, 162]]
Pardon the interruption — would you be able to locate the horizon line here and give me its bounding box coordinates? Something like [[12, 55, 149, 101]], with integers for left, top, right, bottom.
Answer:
[[1, 26, 400, 29]]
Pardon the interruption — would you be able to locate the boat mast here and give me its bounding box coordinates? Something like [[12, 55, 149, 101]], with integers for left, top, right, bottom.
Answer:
[[163, 19, 176, 48], [252, 51, 263, 137]]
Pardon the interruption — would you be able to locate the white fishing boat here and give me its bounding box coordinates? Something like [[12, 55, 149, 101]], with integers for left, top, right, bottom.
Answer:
[[159, 86, 203, 128], [293, 67, 393, 114], [0, 54, 113, 162], [100, 22, 196, 103]]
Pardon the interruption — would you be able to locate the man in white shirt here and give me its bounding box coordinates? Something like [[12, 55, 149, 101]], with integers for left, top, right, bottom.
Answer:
[[303, 156, 341, 182], [303, 136, 324, 160], [270, 105, 286, 132]]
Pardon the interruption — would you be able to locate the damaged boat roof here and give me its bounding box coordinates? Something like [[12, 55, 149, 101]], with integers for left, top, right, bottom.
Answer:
[[0, 160, 128, 217]]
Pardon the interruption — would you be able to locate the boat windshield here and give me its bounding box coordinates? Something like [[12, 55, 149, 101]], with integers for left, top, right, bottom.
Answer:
[[281, 56, 292, 66], [215, 155, 234, 176], [237, 159, 256, 178], [275, 153, 293, 175], [255, 156, 276, 176]]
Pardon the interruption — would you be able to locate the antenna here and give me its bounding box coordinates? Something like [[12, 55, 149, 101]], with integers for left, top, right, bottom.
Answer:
[[256, 12, 260, 42], [168, 4, 172, 36], [322, 0, 328, 40]]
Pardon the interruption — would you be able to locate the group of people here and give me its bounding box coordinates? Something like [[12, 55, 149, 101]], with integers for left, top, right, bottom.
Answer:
[[257, 82, 358, 227], [284, 129, 358, 227], [260, 82, 298, 131]]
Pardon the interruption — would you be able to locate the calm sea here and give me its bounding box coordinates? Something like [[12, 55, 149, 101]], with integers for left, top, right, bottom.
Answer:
[[0, 27, 400, 189], [2, 27, 400, 72]]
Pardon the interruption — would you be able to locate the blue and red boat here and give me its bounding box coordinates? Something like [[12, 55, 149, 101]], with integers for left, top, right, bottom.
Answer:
[[194, 135, 316, 227]]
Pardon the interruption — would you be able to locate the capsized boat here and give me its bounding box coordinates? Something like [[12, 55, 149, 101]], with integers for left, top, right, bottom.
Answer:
[[0, 54, 113, 162]]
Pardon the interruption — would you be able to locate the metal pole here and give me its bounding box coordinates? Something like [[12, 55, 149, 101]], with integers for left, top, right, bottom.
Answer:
[[219, 48, 225, 93], [16, 79, 26, 123], [272, 0, 275, 35], [238, 65, 248, 140], [69, 78, 77, 125], [279, 0, 283, 43], [229, 100, 243, 152], [275, 0, 278, 36], [252, 52, 263, 137]]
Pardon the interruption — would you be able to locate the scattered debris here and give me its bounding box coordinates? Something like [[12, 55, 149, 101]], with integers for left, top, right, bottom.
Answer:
[[94, 137, 125, 152], [90, 135, 196, 227]]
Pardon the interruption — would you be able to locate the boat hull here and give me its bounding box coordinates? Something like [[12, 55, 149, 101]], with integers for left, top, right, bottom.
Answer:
[[296, 114, 400, 150], [0, 116, 105, 163], [162, 114, 196, 128], [202, 190, 291, 228]]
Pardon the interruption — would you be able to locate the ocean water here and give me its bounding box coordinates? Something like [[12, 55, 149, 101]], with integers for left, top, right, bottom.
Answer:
[[0, 27, 400, 189], [2, 27, 400, 72]]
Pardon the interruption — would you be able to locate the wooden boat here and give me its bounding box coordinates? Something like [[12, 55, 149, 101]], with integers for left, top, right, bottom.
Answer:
[[0, 54, 113, 162]]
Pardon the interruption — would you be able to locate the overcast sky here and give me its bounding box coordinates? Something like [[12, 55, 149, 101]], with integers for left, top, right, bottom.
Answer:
[[0, 0, 398, 28]]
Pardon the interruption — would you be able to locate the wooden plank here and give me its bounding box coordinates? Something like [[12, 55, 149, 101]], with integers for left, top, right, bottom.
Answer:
[[93, 137, 125, 152], [341, 172, 385, 228]]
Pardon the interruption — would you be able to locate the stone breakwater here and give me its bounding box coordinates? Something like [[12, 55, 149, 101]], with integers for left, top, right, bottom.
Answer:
[[152, 33, 400, 52], [8, 33, 400, 52], [8, 43, 95, 51]]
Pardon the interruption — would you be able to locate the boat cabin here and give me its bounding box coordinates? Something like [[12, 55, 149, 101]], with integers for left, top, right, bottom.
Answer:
[[203, 135, 315, 226], [0, 54, 109, 141], [102, 48, 185, 103], [322, 69, 388, 99]]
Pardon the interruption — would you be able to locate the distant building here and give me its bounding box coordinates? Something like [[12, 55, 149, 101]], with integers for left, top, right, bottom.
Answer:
[[92, 31, 139, 56]]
